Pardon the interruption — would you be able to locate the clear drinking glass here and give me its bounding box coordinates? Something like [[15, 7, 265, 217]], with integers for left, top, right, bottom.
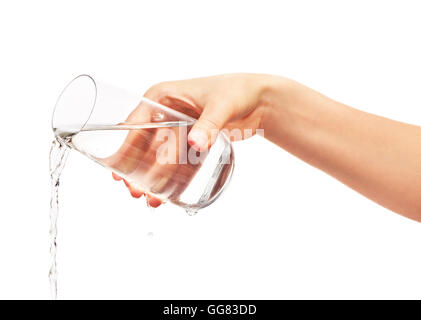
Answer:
[[52, 75, 234, 212]]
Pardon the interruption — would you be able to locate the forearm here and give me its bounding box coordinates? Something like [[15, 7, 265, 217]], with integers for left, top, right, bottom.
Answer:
[[261, 77, 421, 221]]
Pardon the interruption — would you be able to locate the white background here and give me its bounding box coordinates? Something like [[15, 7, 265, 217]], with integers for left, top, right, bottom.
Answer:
[[0, 0, 420, 299]]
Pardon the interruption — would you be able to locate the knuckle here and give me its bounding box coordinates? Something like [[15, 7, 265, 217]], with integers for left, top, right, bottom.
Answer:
[[200, 118, 221, 130]]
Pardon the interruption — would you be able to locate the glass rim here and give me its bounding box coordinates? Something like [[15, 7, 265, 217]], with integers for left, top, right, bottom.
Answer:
[[51, 74, 98, 135]]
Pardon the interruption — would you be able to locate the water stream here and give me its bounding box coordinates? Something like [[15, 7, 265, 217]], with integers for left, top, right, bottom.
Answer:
[[49, 138, 70, 299]]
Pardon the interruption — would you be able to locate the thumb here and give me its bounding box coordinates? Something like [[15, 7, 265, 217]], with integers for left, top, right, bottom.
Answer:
[[188, 104, 231, 151]]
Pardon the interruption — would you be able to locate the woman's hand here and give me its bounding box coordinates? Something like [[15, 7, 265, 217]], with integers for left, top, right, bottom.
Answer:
[[113, 73, 281, 206], [142, 74, 280, 150]]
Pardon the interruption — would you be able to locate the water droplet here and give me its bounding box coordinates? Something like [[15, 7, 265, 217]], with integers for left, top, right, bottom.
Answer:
[[186, 208, 198, 216]]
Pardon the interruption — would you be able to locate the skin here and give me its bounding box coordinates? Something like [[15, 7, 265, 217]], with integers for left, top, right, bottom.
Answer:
[[114, 74, 421, 222]]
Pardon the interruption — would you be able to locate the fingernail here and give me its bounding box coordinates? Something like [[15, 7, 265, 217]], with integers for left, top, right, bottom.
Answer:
[[112, 172, 122, 181], [147, 197, 162, 208], [188, 129, 208, 151], [123, 179, 130, 188], [130, 188, 143, 198]]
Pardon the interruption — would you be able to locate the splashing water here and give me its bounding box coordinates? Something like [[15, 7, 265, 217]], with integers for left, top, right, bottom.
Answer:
[[49, 138, 70, 299]]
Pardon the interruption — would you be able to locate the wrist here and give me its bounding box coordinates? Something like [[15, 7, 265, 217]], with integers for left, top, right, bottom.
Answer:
[[257, 75, 295, 136]]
